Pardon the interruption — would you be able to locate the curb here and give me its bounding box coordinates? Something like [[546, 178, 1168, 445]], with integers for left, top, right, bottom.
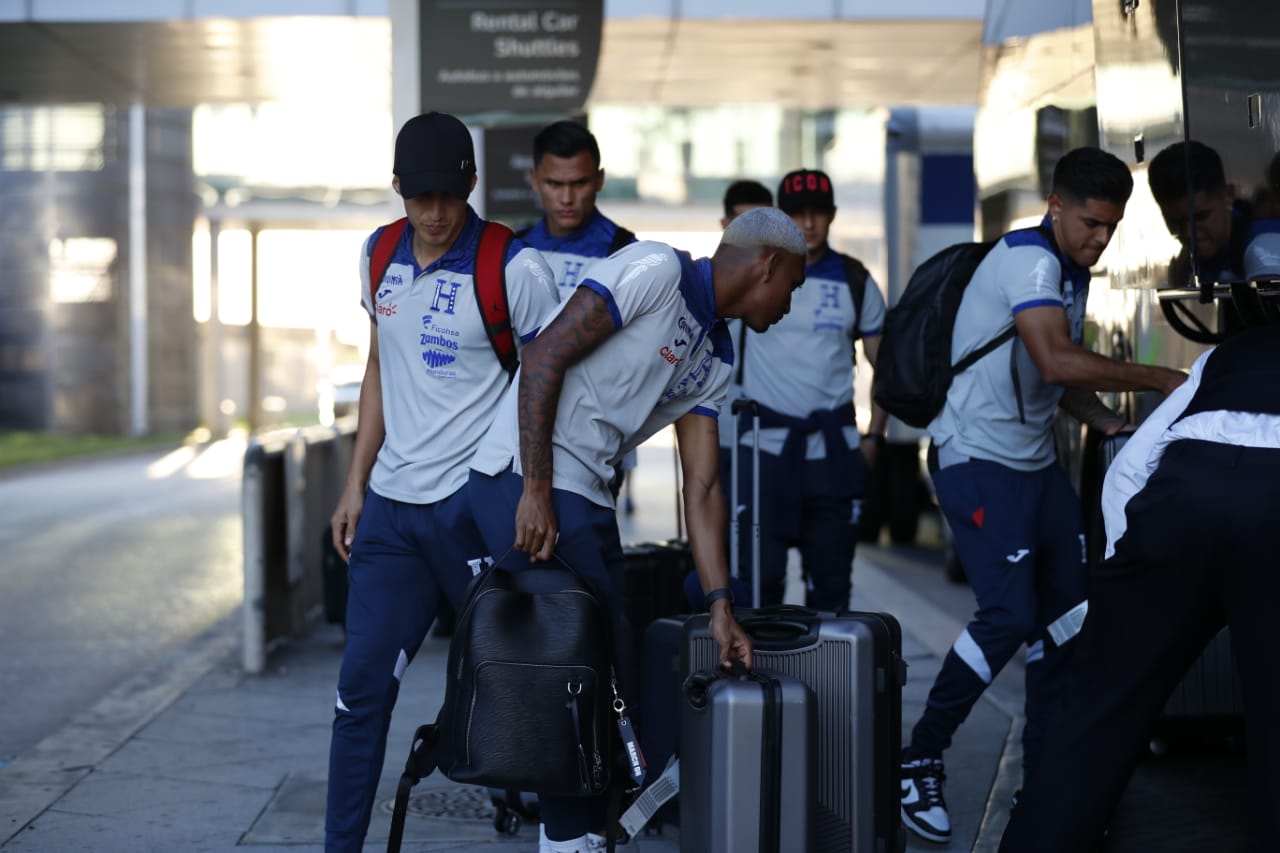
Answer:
[[0, 612, 240, 847]]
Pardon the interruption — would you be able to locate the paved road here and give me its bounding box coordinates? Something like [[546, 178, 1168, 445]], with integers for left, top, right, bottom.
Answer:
[[0, 438, 246, 765]]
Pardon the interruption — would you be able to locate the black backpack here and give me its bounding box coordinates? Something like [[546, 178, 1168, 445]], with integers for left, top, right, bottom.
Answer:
[[387, 560, 629, 852], [872, 239, 1014, 428]]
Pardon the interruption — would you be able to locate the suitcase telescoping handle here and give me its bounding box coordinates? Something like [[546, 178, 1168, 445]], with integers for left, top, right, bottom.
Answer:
[[730, 397, 761, 608]]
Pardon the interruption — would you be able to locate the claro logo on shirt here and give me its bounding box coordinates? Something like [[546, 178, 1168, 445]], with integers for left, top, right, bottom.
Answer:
[[659, 345, 683, 366], [376, 302, 397, 316]]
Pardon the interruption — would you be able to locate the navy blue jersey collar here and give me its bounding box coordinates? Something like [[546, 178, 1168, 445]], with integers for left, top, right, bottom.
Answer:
[[1037, 215, 1090, 291], [526, 208, 607, 251], [676, 251, 716, 328], [676, 251, 733, 363], [806, 244, 845, 278]]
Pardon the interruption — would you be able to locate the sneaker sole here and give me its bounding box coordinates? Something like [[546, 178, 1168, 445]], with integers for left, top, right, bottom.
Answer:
[[900, 804, 951, 844]]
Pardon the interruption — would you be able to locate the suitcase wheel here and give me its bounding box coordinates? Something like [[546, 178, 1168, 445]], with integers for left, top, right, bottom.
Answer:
[[493, 806, 522, 835]]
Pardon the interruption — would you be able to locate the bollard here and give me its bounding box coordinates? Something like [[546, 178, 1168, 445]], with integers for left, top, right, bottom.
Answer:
[[242, 419, 359, 672]]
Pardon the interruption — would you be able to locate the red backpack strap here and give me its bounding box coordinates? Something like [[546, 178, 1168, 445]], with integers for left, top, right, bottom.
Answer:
[[369, 217, 409, 307], [475, 221, 517, 377]]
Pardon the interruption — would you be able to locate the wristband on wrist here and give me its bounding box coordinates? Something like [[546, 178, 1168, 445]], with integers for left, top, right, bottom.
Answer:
[[864, 433, 886, 446], [704, 587, 734, 610]]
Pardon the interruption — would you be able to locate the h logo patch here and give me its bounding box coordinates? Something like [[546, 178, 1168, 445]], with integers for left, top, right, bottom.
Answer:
[[431, 279, 464, 314]]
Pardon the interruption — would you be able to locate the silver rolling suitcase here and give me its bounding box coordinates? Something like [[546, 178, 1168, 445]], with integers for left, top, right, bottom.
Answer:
[[679, 665, 816, 853], [684, 607, 906, 853]]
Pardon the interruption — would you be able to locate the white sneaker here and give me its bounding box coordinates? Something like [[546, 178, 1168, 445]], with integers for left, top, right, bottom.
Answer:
[[900, 757, 951, 843], [586, 830, 637, 851], [538, 825, 589, 853], [539, 823, 636, 851]]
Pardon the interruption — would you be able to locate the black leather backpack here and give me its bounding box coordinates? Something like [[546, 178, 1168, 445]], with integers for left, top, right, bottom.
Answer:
[[387, 559, 626, 852]]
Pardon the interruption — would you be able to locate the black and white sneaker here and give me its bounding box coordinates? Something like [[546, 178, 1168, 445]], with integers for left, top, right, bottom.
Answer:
[[901, 757, 951, 843]]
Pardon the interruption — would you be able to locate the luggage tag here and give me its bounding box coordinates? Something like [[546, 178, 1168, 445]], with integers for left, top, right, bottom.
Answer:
[[619, 756, 680, 837], [612, 677, 647, 787]]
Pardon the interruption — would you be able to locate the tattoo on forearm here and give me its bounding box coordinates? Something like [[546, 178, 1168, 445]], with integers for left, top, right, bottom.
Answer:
[[519, 289, 616, 482]]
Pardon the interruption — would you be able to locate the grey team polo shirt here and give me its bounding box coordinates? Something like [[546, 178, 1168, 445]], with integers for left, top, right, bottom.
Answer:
[[928, 222, 1090, 470], [361, 209, 559, 505], [728, 248, 886, 457], [518, 208, 635, 294], [471, 241, 733, 509]]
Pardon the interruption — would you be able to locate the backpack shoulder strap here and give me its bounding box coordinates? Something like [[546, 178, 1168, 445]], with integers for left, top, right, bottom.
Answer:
[[475, 221, 518, 377], [843, 254, 870, 342], [369, 217, 409, 306], [608, 225, 637, 255]]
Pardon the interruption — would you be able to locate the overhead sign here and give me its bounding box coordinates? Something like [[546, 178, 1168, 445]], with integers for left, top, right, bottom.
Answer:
[[482, 124, 543, 222], [420, 1, 603, 114]]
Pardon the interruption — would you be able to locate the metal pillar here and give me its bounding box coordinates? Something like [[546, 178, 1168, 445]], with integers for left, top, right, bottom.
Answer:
[[248, 222, 262, 432], [128, 103, 149, 436]]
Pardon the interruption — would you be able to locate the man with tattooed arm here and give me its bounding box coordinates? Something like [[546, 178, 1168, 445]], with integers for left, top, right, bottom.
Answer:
[[467, 207, 809, 853]]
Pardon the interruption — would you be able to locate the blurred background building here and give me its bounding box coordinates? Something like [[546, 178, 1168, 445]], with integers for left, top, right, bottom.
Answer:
[[0, 0, 983, 436]]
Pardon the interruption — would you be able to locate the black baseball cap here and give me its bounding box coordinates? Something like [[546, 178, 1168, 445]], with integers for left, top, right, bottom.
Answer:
[[777, 168, 835, 213], [393, 112, 476, 200]]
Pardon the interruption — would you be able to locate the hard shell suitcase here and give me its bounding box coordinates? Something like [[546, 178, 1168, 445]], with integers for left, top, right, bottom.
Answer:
[[679, 665, 816, 853], [684, 606, 907, 853], [619, 540, 693, 662], [638, 616, 686, 801]]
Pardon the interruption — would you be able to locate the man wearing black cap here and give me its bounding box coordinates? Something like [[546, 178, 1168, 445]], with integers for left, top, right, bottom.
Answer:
[[725, 167, 888, 611], [324, 111, 560, 853]]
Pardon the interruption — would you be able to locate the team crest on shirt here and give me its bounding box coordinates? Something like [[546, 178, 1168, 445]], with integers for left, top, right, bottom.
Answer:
[[558, 259, 585, 289], [812, 281, 845, 333]]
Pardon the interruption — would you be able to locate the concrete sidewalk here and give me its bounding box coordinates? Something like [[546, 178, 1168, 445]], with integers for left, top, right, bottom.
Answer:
[[0, 550, 1017, 853], [2, 429, 1250, 852], [0, 434, 1021, 852]]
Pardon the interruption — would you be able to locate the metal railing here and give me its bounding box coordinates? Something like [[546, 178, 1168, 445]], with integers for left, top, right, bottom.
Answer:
[[241, 417, 356, 673]]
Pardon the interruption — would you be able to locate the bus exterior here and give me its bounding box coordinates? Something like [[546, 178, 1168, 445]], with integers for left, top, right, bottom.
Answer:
[[975, 0, 1280, 507]]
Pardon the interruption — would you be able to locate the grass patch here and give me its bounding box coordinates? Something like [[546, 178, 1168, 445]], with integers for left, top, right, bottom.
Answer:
[[0, 430, 196, 471]]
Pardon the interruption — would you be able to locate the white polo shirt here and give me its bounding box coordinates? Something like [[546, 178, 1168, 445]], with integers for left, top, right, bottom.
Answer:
[[928, 223, 1090, 470], [362, 210, 560, 504], [472, 241, 733, 508], [732, 248, 885, 457]]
